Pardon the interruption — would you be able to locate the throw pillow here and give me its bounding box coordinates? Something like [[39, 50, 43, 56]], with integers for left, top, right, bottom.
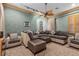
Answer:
[[75, 33, 79, 40]]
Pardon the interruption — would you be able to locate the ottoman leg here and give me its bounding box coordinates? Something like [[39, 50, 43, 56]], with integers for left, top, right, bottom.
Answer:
[[34, 47, 46, 56]]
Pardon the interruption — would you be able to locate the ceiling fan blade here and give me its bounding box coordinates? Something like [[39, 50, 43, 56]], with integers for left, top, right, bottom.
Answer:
[[46, 10, 54, 16]]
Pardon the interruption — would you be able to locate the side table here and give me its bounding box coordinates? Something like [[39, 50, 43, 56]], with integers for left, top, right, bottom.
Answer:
[[0, 38, 3, 56]]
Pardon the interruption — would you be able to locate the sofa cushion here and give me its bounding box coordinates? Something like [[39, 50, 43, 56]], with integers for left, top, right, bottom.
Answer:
[[39, 31, 51, 34], [38, 34, 48, 37], [54, 31, 62, 35], [71, 39, 79, 45], [55, 31, 68, 37], [44, 30, 51, 34], [8, 39, 20, 44], [75, 33, 79, 40], [51, 35, 67, 40], [10, 33, 18, 40]]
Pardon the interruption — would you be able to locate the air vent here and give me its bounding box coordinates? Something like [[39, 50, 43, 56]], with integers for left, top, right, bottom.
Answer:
[[55, 7, 59, 9]]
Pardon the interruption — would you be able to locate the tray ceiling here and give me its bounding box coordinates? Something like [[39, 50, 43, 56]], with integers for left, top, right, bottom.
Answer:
[[13, 3, 79, 14]]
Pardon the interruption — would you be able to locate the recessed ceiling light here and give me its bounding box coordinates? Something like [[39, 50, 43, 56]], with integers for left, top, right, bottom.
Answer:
[[55, 7, 59, 9], [72, 3, 76, 7]]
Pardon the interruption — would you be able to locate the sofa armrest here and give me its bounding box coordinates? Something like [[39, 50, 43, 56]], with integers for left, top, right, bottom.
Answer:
[[68, 36, 74, 43], [3, 37, 10, 49]]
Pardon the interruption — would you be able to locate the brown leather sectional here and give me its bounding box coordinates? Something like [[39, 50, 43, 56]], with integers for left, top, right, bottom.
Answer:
[[2, 31, 71, 55]]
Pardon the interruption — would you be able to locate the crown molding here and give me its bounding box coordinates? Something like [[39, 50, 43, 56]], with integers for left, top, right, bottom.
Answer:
[[57, 6, 79, 16], [3, 3, 33, 14]]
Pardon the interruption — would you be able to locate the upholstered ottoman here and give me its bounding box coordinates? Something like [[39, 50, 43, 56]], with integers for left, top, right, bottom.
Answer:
[[37, 34, 51, 43], [40, 36, 51, 43], [28, 39, 46, 55]]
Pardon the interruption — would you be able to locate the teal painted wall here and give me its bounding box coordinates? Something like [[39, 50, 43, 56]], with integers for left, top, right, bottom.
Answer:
[[36, 16, 48, 32], [56, 16, 68, 32], [4, 7, 48, 36], [30, 15, 38, 32], [56, 9, 79, 32], [4, 7, 33, 35], [30, 15, 48, 32]]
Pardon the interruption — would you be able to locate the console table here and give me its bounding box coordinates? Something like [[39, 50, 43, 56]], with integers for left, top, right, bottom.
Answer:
[[0, 38, 3, 56]]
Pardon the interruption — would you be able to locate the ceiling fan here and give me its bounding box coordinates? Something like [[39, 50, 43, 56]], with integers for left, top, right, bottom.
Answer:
[[43, 3, 54, 17], [24, 3, 54, 17]]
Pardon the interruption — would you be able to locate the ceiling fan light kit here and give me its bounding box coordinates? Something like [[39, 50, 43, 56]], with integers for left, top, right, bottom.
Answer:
[[46, 10, 54, 16], [44, 3, 54, 17]]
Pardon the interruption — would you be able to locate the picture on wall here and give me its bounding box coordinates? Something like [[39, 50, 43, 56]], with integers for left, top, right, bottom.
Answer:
[[24, 21, 30, 27], [39, 21, 43, 31]]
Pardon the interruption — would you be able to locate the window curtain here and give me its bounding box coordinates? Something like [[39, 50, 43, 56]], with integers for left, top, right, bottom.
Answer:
[[68, 14, 79, 33]]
